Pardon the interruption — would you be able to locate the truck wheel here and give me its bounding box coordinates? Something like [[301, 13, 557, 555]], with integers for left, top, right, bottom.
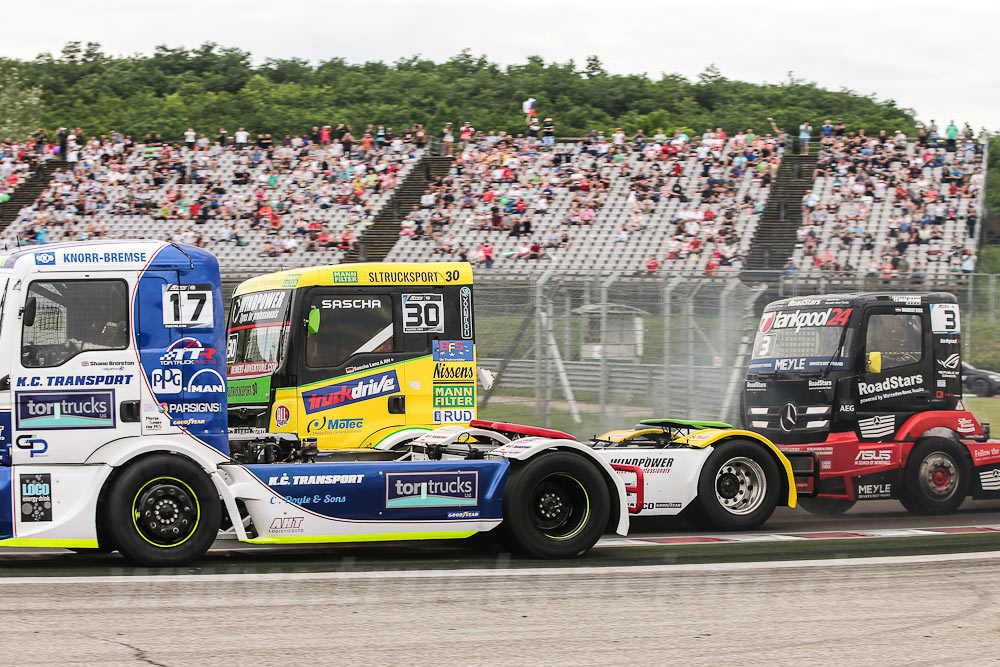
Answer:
[[900, 439, 969, 515], [499, 452, 609, 558], [106, 454, 221, 566], [695, 440, 780, 530], [798, 498, 856, 516]]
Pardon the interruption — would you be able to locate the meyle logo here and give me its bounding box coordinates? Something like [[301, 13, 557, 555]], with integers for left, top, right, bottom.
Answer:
[[160, 338, 217, 365], [759, 308, 852, 333], [857, 483, 892, 498], [186, 368, 225, 393], [385, 471, 478, 508], [858, 374, 923, 396], [854, 449, 892, 465], [302, 370, 399, 414], [938, 353, 960, 370], [34, 252, 55, 266]]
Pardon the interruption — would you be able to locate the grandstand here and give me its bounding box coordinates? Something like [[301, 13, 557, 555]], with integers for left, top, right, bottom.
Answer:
[[0, 126, 989, 286]]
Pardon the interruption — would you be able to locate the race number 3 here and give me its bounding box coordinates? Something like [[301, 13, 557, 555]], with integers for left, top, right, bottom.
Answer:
[[930, 303, 960, 333], [402, 293, 444, 333], [163, 284, 214, 329]]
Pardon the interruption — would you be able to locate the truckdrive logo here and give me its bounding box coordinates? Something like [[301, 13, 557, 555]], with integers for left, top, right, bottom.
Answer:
[[385, 471, 478, 508], [759, 307, 852, 333], [301, 370, 399, 414], [858, 415, 895, 439], [186, 369, 225, 393], [938, 353, 960, 370], [16, 391, 115, 429], [160, 338, 217, 365]]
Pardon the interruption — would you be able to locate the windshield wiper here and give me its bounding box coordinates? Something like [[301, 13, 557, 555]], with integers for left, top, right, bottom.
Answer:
[[821, 325, 851, 378]]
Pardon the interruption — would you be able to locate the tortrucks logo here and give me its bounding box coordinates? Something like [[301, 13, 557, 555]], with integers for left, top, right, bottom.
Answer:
[[160, 338, 217, 366], [302, 370, 399, 414], [759, 308, 852, 333]]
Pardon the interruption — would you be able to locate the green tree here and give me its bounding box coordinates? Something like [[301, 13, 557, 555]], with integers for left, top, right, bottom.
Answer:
[[0, 61, 43, 139]]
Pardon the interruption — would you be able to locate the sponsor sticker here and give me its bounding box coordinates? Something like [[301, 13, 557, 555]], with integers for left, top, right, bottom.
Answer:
[[460, 286, 474, 339], [274, 404, 290, 427], [16, 375, 132, 388], [301, 370, 399, 414], [433, 385, 475, 409], [16, 390, 115, 429], [432, 363, 475, 381], [228, 361, 279, 377], [269, 517, 305, 534], [332, 270, 358, 284], [160, 338, 217, 366], [759, 307, 852, 333], [402, 293, 445, 334], [15, 433, 48, 458], [163, 284, 214, 329], [151, 368, 183, 394], [230, 290, 289, 325], [34, 252, 56, 266], [267, 473, 364, 486], [306, 417, 364, 434], [854, 449, 893, 466], [20, 473, 52, 521], [433, 340, 474, 362], [433, 409, 475, 423], [187, 369, 226, 393], [930, 303, 960, 334], [385, 471, 478, 508], [857, 374, 924, 403]]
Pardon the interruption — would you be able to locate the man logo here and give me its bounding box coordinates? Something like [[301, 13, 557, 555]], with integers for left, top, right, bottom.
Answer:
[[779, 403, 798, 432], [186, 368, 225, 394], [937, 353, 960, 370]]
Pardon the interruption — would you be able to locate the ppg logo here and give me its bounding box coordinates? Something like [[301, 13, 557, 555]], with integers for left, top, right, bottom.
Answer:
[[151, 368, 182, 394], [34, 252, 56, 266]]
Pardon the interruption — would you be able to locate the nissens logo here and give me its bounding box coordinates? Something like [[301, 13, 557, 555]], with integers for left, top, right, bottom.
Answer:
[[759, 307, 852, 333], [302, 370, 399, 414], [858, 374, 923, 396]]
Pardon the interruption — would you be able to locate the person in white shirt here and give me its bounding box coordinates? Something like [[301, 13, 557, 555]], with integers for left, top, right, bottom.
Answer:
[[184, 127, 196, 148], [235, 127, 250, 150]]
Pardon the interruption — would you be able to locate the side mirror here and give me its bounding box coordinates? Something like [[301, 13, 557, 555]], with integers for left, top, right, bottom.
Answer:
[[23, 296, 36, 327], [867, 351, 882, 374], [307, 308, 320, 335]]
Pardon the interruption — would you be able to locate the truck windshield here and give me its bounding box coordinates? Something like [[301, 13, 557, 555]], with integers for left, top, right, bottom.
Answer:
[[749, 306, 854, 374], [227, 290, 291, 377]]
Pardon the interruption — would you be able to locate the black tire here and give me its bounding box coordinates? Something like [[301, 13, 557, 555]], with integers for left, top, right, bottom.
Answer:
[[899, 438, 969, 515], [695, 440, 780, 530], [969, 378, 990, 397], [106, 454, 221, 566], [499, 452, 609, 558], [798, 497, 856, 516]]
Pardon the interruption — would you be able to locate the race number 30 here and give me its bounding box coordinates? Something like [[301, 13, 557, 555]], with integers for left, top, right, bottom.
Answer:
[[402, 293, 444, 334], [163, 284, 214, 329]]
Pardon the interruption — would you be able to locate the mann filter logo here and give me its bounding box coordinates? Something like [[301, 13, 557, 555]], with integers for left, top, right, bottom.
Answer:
[[332, 270, 358, 284], [758, 307, 852, 333], [16, 390, 115, 429], [433, 364, 475, 381], [302, 370, 399, 414], [938, 354, 960, 371], [433, 385, 475, 408], [858, 415, 895, 439], [858, 374, 923, 396], [385, 471, 478, 508], [433, 340, 474, 362], [187, 369, 226, 394], [20, 473, 52, 522]]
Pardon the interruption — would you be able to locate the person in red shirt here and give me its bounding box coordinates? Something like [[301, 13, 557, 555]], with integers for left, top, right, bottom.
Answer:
[[645, 255, 660, 275], [528, 241, 542, 260]]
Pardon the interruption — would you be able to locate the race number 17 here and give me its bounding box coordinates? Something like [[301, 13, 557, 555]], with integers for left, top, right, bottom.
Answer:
[[163, 284, 214, 328]]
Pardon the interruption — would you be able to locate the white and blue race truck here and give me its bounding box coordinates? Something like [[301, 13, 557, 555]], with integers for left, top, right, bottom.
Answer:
[[0, 241, 798, 566]]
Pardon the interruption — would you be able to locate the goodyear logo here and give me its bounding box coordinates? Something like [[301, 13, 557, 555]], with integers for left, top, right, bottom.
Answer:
[[433, 340, 473, 362], [332, 270, 358, 284], [433, 385, 475, 408]]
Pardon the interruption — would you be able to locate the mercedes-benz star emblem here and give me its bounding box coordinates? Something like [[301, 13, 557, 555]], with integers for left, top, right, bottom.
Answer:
[[779, 403, 798, 432]]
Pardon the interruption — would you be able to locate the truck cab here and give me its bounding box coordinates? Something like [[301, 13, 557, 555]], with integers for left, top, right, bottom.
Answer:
[[743, 293, 999, 514], [226, 263, 478, 458]]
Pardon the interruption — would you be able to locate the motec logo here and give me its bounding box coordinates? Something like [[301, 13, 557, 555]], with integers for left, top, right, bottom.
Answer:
[[759, 307, 852, 333], [302, 370, 399, 414]]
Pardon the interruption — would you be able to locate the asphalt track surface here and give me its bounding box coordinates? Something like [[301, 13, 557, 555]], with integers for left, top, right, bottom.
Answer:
[[2, 501, 1000, 664]]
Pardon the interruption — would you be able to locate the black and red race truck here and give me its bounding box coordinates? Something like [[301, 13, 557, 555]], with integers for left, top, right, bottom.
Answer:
[[741, 292, 999, 515]]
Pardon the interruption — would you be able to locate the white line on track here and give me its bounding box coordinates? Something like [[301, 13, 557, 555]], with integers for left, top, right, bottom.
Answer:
[[5, 550, 1000, 585]]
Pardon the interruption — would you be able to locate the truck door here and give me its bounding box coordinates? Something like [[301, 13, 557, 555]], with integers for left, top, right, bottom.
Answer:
[[855, 307, 933, 438], [295, 290, 410, 449], [13, 275, 141, 464]]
